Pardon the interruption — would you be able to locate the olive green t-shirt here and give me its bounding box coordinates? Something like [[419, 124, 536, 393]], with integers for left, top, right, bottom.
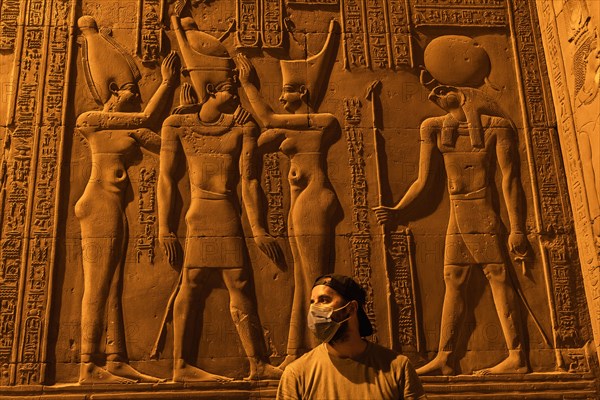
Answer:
[[277, 342, 427, 400]]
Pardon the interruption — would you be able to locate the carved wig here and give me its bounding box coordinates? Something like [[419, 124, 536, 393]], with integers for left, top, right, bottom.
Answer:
[[172, 15, 236, 104], [78, 16, 141, 105], [280, 20, 340, 111]]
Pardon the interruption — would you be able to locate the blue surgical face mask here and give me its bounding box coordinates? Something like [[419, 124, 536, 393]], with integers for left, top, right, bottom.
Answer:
[[307, 302, 351, 343]]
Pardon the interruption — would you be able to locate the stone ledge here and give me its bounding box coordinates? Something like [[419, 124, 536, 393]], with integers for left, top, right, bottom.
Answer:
[[422, 373, 598, 399], [0, 374, 597, 399]]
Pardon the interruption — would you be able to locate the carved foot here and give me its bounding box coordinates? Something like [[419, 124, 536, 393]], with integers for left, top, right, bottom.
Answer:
[[473, 350, 529, 375], [278, 355, 299, 371], [106, 361, 166, 383], [416, 352, 453, 376], [173, 360, 233, 382], [245, 361, 283, 380], [79, 362, 137, 384]]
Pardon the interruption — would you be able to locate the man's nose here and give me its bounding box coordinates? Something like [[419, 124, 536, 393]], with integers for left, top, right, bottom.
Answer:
[[279, 94, 285, 104]]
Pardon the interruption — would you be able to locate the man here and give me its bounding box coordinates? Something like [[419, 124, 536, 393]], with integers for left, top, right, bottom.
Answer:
[[375, 36, 530, 376], [277, 274, 427, 399], [157, 15, 283, 381]]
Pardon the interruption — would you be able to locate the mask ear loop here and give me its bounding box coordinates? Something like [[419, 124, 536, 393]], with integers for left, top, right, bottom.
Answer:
[[332, 301, 354, 324]]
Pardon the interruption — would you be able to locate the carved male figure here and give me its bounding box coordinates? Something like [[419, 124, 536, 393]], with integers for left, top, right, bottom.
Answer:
[[375, 36, 530, 375], [75, 16, 178, 383], [236, 20, 341, 368], [157, 15, 282, 382]]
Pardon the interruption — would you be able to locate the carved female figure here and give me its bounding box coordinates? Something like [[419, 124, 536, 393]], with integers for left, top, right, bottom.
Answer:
[[75, 16, 178, 384], [236, 20, 341, 368]]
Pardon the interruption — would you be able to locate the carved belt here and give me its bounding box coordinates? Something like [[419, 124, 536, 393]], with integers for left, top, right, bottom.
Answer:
[[449, 187, 487, 200], [191, 188, 230, 200]]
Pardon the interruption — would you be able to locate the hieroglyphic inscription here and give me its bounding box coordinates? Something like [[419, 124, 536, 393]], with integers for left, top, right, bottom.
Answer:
[[261, 0, 283, 48], [263, 153, 286, 237], [531, 129, 563, 234], [0, 0, 71, 385], [388, 229, 418, 349], [387, 1, 412, 68], [341, 0, 413, 70], [344, 97, 377, 334], [0, 0, 21, 51], [236, 0, 260, 47], [137, 168, 157, 263], [511, 0, 590, 350], [138, 0, 163, 64], [16, 0, 72, 385], [411, 0, 507, 27], [340, 0, 368, 69], [0, 0, 45, 384], [547, 238, 582, 347], [364, 0, 389, 69], [287, 0, 338, 4]]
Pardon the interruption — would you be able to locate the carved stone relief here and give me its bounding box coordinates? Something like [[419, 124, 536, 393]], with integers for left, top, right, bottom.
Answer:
[[535, 0, 600, 369], [0, 0, 599, 398]]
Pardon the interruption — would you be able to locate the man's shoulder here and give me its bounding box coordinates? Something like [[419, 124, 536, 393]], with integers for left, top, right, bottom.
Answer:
[[163, 113, 197, 127], [364, 341, 410, 366], [285, 345, 326, 373]]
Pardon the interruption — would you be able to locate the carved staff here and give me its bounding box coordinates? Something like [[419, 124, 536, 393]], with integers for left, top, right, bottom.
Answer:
[[150, 271, 182, 359], [365, 80, 396, 348]]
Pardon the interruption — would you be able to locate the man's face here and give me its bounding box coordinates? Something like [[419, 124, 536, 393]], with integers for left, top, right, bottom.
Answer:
[[311, 284, 354, 342], [311, 284, 346, 309], [214, 81, 239, 113], [114, 88, 141, 112], [279, 84, 304, 113]]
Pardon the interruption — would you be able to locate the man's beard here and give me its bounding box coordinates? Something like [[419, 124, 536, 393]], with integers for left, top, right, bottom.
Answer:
[[329, 320, 350, 344]]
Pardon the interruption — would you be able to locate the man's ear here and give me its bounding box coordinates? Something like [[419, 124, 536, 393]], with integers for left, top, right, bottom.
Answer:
[[350, 300, 359, 315], [206, 83, 216, 96], [109, 82, 120, 96], [299, 85, 308, 101]]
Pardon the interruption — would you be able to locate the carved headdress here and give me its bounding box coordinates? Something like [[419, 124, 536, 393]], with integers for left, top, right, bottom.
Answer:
[[78, 16, 141, 105], [423, 35, 491, 88], [280, 20, 340, 111], [172, 15, 236, 104]]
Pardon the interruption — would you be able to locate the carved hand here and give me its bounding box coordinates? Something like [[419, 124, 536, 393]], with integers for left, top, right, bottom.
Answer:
[[159, 231, 179, 266], [161, 51, 180, 85], [254, 233, 284, 267], [508, 232, 529, 273], [373, 205, 396, 226], [235, 54, 253, 85]]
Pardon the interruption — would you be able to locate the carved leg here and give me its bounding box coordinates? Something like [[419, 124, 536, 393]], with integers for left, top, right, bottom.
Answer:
[[106, 222, 127, 360], [416, 264, 470, 376], [172, 268, 231, 382], [77, 192, 138, 384], [280, 235, 310, 370], [79, 236, 134, 385], [103, 223, 165, 383], [474, 263, 529, 375], [282, 188, 336, 370], [222, 268, 282, 380]]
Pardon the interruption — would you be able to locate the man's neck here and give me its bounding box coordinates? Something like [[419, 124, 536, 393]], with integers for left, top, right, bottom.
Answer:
[[326, 333, 368, 359], [199, 103, 223, 123]]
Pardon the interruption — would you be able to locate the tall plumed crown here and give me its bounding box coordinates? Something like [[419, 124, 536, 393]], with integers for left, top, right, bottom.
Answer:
[[172, 15, 236, 104], [78, 16, 141, 105], [280, 20, 340, 111]]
